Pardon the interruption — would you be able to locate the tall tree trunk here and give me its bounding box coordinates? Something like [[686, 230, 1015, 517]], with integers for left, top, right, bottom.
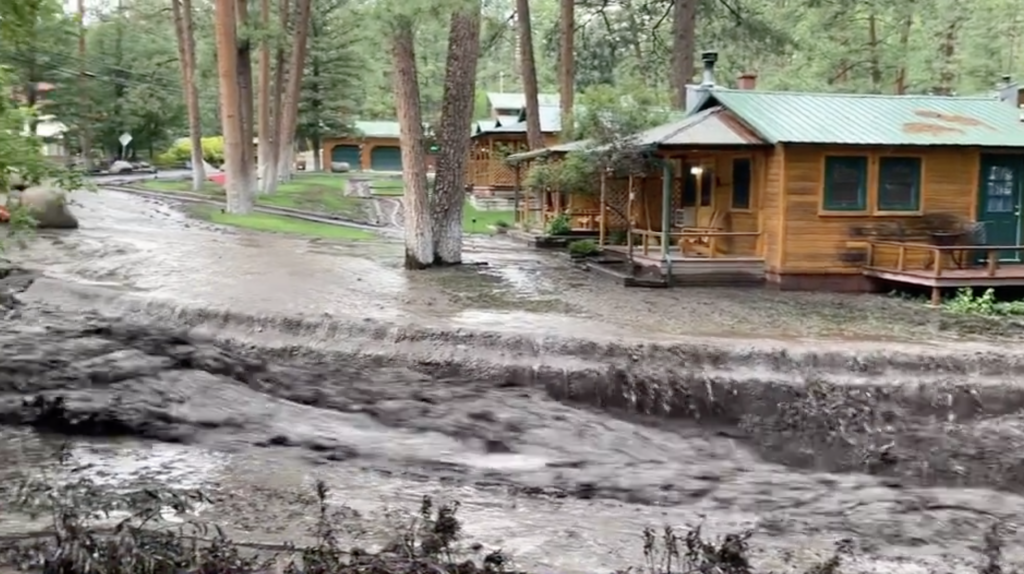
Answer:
[[262, 0, 290, 193], [558, 0, 574, 141], [172, 0, 206, 191], [256, 0, 271, 191], [432, 4, 482, 265], [515, 0, 543, 150], [77, 0, 92, 171], [670, 0, 696, 108], [392, 17, 433, 269], [236, 0, 257, 196], [214, 0, 251, 213], [273, 0, 312, 189], [867, 12, 882, 93], [894, 12, 913, 94]]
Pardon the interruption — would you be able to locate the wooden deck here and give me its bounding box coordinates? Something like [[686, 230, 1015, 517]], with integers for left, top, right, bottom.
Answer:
[[863, 265, 1024, 287], [864, 240, 1024, 304], [603, 245, 765, 284]]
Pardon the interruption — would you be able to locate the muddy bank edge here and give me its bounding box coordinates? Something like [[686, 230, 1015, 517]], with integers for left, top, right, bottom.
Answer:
[[16, 274, 1024, 493]]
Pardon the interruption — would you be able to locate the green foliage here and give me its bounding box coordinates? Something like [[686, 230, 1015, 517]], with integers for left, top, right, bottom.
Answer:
[[943, 288, 1024, 316], [297, 0, 363, 150], [546, 213, 571, 236], [158, 137, 225, 167], [568, 238, 600, 256]]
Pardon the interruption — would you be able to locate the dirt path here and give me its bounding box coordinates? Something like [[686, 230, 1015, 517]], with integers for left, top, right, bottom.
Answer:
[[344, 177, 402, 229]]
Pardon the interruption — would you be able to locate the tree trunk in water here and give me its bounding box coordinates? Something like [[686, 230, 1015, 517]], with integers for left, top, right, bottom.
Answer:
[[262, 0, 290, 193], [670, 0, 696, 109], [236, 0, 257, 196], [558, 0, 574, 141], [256, 0, 271, 193], [392, 17, 433, 269], [213, 0, 250, 213], [275, 0, 312, 187], [432, 4, 482, 265], [515, 0, 543, 150]]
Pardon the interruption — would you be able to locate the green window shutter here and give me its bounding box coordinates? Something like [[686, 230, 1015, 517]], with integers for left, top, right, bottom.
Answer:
[[823, 156, 868, 211], [731, 158, 751, 209], [877, 157, 922, 211]]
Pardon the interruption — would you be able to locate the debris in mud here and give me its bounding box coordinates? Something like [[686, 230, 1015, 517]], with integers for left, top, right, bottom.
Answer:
[[0, 447, 1018, 574]]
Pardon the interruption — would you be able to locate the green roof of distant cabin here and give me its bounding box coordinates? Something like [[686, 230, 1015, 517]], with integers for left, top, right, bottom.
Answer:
[[699, 89, 1024, 147], [355, 120, 401, 139]]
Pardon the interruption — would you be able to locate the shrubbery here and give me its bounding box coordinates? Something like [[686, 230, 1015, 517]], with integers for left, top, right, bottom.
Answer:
[[154, 137, 225, 168]]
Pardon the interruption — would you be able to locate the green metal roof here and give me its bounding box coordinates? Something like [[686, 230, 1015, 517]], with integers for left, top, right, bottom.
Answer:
[[701, 89, 1024, 147], [355, 120, 401, 139]]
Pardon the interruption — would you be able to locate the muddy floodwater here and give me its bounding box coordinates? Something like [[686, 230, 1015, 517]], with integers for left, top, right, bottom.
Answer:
[[4, 185, 1024, 573]]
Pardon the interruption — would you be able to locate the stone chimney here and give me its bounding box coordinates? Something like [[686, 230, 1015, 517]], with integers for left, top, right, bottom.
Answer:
[[700, 51, 718, 88], [737, 73, 757, 90]]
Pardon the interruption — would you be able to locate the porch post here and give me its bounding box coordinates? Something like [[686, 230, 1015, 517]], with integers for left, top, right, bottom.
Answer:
[[660, 158, 674, 283], [599, 170, 607, 246], [512, 163, 521, 226], [626, 175, 634, 263]]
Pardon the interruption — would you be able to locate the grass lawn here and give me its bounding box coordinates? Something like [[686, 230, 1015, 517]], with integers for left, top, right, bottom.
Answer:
[[370, 178, 404, 196], [189, 204, 376, 240], [463, 201, 513, 234], [140, 174, 365, 220]]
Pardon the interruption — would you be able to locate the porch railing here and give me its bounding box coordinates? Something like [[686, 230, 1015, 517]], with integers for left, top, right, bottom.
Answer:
[[628, 228, 762, 259], [865, 240, 1024, 278]]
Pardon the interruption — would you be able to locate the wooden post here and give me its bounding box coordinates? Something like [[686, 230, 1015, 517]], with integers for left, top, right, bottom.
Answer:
[[987, 249, 998, 276], [512, 163, 521, 226], [896, 245, 906, 271], [931, 286, 942, 306], [626, 175, 634, 262], [598, 170, 607, 246], [866, 241, 874, 267]]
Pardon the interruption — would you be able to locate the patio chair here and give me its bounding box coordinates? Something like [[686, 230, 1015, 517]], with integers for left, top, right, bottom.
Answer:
[[678, 209, 730, 257]]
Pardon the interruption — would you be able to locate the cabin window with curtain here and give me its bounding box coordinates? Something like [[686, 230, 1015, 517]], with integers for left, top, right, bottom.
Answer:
[[877, 157, 922, 212], [822, 156, 868, 211], [732, 158, 752, 209]]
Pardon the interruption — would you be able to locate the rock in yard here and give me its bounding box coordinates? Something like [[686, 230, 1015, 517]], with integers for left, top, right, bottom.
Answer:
[[18, 186, 79, 229], [331, 161, 351, 173], [110, 160, 134, 174]]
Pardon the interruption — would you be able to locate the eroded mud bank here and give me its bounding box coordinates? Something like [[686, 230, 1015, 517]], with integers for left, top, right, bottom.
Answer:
[[7, 272, 1024, 499]]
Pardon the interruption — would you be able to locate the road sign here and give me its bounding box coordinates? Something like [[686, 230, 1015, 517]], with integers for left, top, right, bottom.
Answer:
[[118, 133, 132, 147]]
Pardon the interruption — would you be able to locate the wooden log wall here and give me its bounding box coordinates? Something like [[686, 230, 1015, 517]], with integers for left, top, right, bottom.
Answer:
[[775, 144, 979, 276]]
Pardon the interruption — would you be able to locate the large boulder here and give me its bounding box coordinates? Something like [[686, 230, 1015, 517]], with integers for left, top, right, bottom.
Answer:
[[18, 186, 79, 229], [331, 161, 351, 173], [109, 160, 134, 174]]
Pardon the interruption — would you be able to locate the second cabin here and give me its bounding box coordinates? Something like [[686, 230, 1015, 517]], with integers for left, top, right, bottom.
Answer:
[[507, 55, 1024, 298]]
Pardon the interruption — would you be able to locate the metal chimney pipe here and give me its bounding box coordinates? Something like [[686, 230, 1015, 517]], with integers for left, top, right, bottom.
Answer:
[[700, 51, 718, 88]]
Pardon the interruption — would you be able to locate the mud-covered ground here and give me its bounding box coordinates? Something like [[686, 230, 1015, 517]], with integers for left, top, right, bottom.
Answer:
[[4, 186, 1024, 573], [17, 186, 1024, 343]]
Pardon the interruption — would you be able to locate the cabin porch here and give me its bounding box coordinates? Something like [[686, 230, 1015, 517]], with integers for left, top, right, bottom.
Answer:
[[864, 240, 1024, 304]]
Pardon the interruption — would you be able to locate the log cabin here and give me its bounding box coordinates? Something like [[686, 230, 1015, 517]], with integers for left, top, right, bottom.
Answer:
[[467, 104, 561, 203], [508, 53, 1024, 299]]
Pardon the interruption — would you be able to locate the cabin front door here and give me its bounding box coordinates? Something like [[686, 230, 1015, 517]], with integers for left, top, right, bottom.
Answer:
[[978, 154, 1024, 262]]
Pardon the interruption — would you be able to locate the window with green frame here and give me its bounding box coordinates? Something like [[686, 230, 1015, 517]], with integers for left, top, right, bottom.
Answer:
[[823, 156, 868, 211], [877, 156, 922, 211]]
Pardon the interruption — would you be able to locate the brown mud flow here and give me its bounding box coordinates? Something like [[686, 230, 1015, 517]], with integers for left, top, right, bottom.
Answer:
[[7, 274, 1024, 572], [6, 187, 1024, 572]]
